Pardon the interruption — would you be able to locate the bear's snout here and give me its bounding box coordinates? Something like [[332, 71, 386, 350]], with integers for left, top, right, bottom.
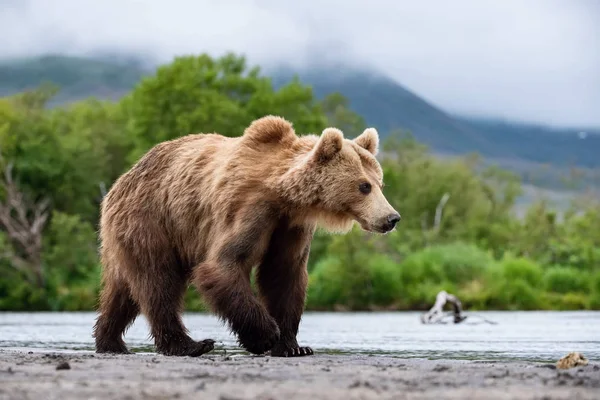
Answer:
[[381, 213, 401, 232]]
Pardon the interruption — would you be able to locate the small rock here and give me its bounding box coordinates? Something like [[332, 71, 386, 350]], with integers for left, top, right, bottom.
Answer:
[[433, 365, 450, 372], [348, 380, 376, 390], [349, 381, 361, 389], [219, 395, 242, 400], [556, 352, 588, 369], [56, 361, 71, 370], [485, 369, 509, 379]]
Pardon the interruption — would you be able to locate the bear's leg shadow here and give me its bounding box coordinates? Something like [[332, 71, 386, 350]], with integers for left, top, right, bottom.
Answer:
[[194, 263, 281, 355], [93, 277, 140, 354], [256, 223, 314, 357], [129, 264, 215, 357]]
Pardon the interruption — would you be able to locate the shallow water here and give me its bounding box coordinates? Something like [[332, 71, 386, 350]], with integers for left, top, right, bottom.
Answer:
[[0, 311, 598, 362]]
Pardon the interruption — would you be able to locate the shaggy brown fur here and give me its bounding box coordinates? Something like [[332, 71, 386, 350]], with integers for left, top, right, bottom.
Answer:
[[93, 115, 400, 357]]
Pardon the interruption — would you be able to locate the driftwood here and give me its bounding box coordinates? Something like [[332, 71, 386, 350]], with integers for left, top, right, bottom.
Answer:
[[420, 291, 497, 325]]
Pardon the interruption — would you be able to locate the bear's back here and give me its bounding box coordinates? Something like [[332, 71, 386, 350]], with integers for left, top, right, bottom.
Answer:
[[99, 133, 235, 256]]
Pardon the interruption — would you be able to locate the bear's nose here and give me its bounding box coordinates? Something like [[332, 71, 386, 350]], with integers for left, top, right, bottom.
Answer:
[[387, 213, 401, 228]]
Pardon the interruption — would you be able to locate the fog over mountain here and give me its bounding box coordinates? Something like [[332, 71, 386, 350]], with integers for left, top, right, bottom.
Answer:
[[2, 0, 599, 127]]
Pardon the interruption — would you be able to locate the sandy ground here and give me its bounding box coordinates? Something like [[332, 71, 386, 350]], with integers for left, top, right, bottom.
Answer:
[[0, 349, 599, 400]]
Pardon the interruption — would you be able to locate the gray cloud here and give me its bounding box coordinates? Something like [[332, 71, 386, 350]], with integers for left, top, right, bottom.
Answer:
[[1, 0, 599, 127]]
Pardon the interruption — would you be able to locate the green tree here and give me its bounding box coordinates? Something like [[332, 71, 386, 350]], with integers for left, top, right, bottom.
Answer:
[[123, 53, 327, 162]]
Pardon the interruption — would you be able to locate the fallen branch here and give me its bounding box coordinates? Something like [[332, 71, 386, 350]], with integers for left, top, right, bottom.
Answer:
[[0, 160, 51, 287], [420, 290, 466, 324], [420, 290, 497, 325]]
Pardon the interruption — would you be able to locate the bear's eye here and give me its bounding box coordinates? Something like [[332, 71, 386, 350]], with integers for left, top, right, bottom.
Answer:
[[359, 182, 372, 195]]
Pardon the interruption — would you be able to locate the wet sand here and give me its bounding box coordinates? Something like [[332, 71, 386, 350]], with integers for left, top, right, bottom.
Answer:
[[0, 349, 598, 400]]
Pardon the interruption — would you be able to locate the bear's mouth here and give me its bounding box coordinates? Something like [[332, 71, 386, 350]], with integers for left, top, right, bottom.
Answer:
[[357, 219, 396, 234], [357, 220, 389, 234]]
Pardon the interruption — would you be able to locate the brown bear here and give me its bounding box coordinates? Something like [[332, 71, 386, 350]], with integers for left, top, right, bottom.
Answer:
[[93, 115, 400, 357]]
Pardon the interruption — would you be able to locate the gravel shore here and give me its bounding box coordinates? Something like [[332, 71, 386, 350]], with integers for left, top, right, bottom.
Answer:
[[0, 349, 598, 400]]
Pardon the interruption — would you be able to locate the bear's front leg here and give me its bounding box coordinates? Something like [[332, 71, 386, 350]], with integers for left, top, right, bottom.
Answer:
[[257, 223, 315, 357], [194, 261, 281, 355]]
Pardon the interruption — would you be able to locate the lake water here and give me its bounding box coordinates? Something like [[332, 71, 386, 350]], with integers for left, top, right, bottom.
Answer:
[[0, 311, 598, 362]]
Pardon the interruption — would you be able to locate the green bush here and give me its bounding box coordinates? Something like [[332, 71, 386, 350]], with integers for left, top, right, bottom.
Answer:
[[483, 257, 546, 310], [306, 253, 403, 310], [544, 266, 589, 294], [589, 271, 600, 310], [556, 293, 589, 310], [364, 254, 404, 307], [306, 256, 349, 309], [497, 256, 544, 287], [399, 242, 492, 285], [491, 277, 544, 310]]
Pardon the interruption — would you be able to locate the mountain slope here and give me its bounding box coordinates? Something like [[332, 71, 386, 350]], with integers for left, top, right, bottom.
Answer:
[[457, 117, 600, 169], [269, 67, 502, 157], [270, 66, 600, 169], [0, 54, 149, 105]]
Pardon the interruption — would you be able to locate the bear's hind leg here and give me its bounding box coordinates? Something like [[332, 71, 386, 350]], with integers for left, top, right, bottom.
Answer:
[[130, 269, 215, 357], [94, 279, 140, 354]]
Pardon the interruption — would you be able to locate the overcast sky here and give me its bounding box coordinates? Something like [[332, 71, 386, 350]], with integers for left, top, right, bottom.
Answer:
[[2, 0, 599, 127]]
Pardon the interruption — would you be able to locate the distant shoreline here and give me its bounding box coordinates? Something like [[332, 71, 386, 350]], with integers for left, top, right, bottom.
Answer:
[[1, 349, 598, 400]]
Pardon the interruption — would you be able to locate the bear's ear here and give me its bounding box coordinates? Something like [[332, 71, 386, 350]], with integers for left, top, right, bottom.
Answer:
[[353, 128, 379, 156], [243, 115, 296, 144], [313, 127, 344, 163]]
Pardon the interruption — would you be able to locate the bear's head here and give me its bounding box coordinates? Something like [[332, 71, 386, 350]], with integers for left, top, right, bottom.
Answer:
[[282, 125, 401, 234]]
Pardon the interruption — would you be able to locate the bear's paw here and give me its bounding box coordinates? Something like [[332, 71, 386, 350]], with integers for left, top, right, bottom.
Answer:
[[270, 345, 314, 357]]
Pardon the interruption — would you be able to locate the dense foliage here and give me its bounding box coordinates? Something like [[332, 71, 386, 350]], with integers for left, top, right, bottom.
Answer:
[[1, 53, 599, 312]]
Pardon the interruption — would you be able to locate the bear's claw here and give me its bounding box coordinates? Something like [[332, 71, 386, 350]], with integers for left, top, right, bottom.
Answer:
[[186, 339, 216, 357], [271, 346, 314, 357], [159, 338, 215, 357]]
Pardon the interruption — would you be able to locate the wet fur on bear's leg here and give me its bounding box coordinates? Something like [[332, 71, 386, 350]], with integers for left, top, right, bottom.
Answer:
[[129, 266, 215, 357], [257, 219, 315, 357], [192, 201, 283, 355], [194, 262, 280, 355], [93, 278, 140, 354]]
